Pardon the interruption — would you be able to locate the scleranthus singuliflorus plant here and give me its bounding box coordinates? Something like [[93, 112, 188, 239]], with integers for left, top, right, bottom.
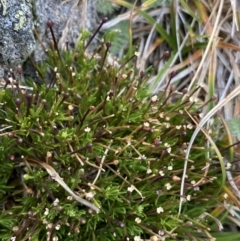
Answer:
[[0, 18, 231, 241]]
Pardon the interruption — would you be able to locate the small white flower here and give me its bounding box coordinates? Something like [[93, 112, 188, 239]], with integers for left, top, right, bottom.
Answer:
[[157, 207, 164, 213], [85, 191, 95, 200], [147, 168, 152, 174], [53, 198, 59, 206], [144, 122, 150, 127], [167, 166, 173, 171], [187, 124, 193, 129], [223, 193, 228, 199], [191, 180, 196, 185], [68, 105, 74, 111], [10, 237, 16, 241], [165, 183, 172, 190], [53, 237, 59, 241], [46, 223, 53, 229], [135, 217, 142, 224], [151, 95, 158, 102], [189, 97, 194, 103], [158, 230, 165, 236], [55, 224, 61, 230], [134, 236, 142, 241], [226, 163, 232, 170], [141, 154, 147, 160], [180, 196, 186, 202], [84, 127, 91, 132], [67, 196, 73, 201], [42, 219, 48, 224], [150, 235, 158, 241], [122, 74, 127, 79], [176, 125, 182, 129], [12, 226, 19, 232], [165, 122, 170, 128], [137, 154, 147, 160], [159, 170, 165, 176], [44, 208, 49, 216], [134, 51, 140, 57], [167, 147, 171, 153], [127, 185, 135, 192], [159, 113, 164, 118], [186, 195, 191, 201], [194, 186, 200, 191]]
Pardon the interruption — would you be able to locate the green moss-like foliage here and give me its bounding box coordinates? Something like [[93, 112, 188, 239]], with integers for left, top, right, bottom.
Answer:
[[0, 25, 227, 241]]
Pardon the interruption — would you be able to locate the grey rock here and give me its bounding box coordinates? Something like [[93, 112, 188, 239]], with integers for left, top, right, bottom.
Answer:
[[0, 0, 99, 80], [33, 0, 99, 63], [0, 0, 35, 77]]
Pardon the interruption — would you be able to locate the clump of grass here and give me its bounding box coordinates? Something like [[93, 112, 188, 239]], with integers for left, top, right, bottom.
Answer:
[[0, 18, 235, 241]]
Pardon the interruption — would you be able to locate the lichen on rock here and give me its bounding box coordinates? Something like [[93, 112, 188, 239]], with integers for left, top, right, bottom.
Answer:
[[0, 0, 35, 77], [0, 0, 100, 81]]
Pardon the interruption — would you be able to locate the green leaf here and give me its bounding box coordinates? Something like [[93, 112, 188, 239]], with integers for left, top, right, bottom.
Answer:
[[211, 232, 240, 241], [137, 9, 177, 49], [96, 0, 119, 15], [149, 50, 177, 92], [104, 21, 130, 55], [227, 117, 240, 140]]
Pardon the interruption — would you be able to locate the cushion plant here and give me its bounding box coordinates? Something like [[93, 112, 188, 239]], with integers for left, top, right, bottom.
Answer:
[[0, 19, 235, 241]]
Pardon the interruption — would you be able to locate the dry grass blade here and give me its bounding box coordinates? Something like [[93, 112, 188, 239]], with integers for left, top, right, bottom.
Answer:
[[179, 85, 240, 214], [25, 158, 100, 213], [187, 0, 224, 91], [230, 0, 239, 31]]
